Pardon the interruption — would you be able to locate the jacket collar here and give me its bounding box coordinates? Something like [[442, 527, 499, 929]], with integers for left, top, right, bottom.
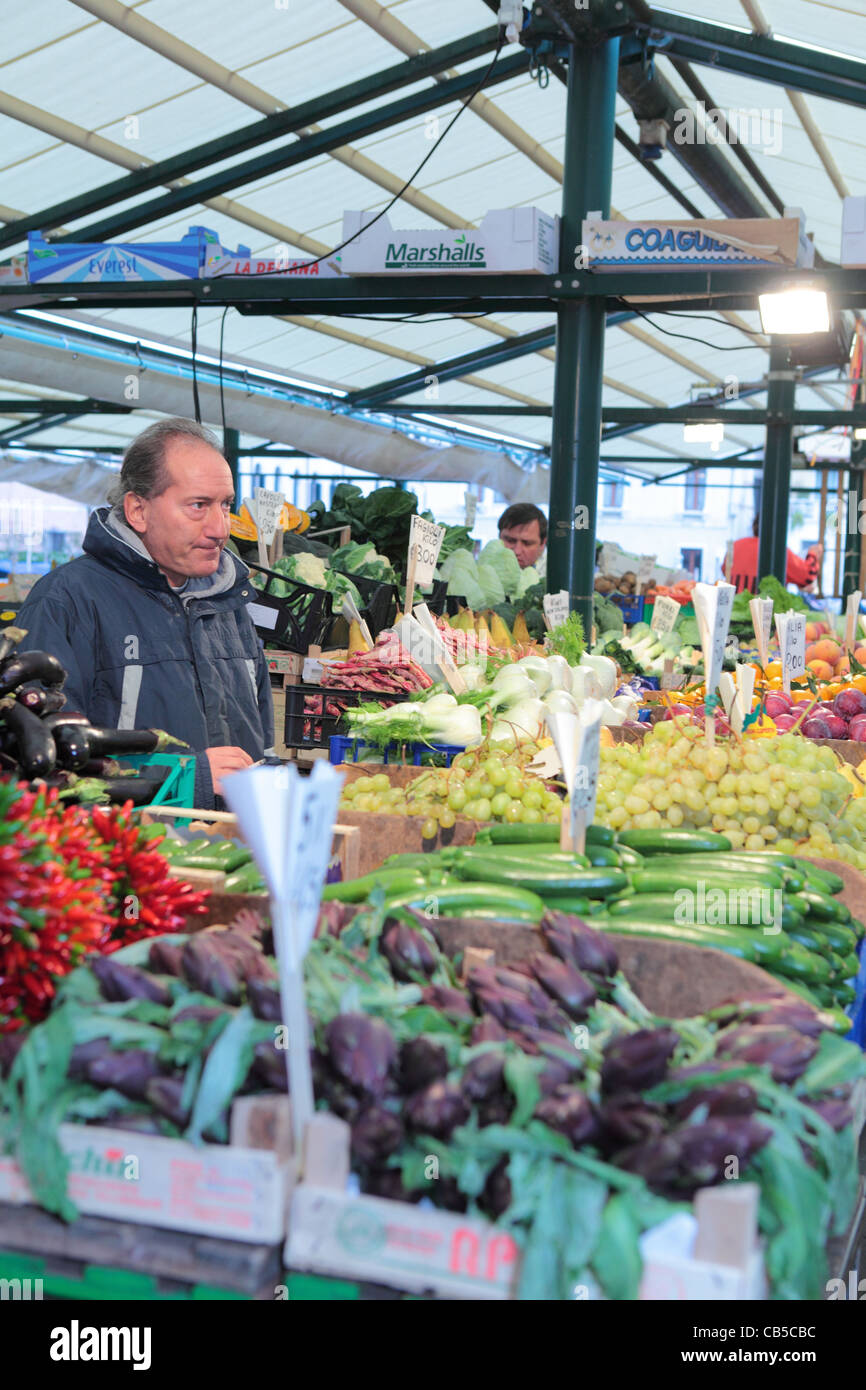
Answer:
[[83, 506, 250, 604]]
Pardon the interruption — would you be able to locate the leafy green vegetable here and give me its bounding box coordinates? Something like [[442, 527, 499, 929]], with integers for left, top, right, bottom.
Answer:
[[758, 575, 810, 614], [547, 611, 585, 665]]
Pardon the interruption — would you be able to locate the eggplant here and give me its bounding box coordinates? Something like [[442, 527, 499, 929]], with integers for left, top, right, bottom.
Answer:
[[0, 698, 56, 777], [0, 650, 66, 696], [41, 712, 91, 730], [0, 626, 27, 668], [15, 683, 66, 716], [53, 725, 93, 771], [83, 726, 187, 757]]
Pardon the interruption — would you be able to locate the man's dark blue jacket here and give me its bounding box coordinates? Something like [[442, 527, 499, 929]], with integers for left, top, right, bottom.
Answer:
[[17, 506, 274, 808]]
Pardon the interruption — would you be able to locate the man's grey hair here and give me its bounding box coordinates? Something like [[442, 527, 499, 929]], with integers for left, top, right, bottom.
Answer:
[[107, 417, 223, 506]]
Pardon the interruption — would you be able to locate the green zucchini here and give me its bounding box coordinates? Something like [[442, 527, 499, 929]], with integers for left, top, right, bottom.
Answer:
[[627, 855, 789, 890], [223, 865, 266, 894], [537, 895, 598, 916], [597, 918, 772, 965], [794, 860, 845, 895], [451, 856, 627, 899], [484, 822, 614, 847], [584, 844, 621, 868], [615, 828, 732, 854], [171, 839, 252, 873], [322, 868, 428, 903], [614, 845, 645, 869], [604, 893, 803, 932], [774, 940, 833, 985], [794, 889, 851, 924], [799, 915, 858, 955], [453, 845, 590, 869], [381, 881, 545, 923]]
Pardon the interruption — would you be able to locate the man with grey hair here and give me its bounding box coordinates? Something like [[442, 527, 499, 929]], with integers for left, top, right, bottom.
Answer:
[[17, 417, 273, 808]]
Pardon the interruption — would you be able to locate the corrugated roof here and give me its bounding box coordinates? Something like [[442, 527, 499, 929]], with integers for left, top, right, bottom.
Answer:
[[0, 0, 863, 481]]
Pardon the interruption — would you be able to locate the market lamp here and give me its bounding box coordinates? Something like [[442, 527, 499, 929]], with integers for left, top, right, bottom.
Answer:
[[683, 421, 724, 451], [758, 284, 830, 336]]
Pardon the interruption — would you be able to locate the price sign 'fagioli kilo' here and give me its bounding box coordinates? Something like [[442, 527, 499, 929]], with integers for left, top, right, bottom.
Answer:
[[408, 515, 446, 586]]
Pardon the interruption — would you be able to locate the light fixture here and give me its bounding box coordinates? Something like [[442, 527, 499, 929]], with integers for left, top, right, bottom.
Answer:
[[758, 285, 830, 335], [683, 421, 725, 449], [854, 426, 866, 441]]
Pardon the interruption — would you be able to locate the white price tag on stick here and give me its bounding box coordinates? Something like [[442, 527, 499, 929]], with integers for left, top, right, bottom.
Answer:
[[222, 761, 344, 1156], [545, 702, 604, 854], [408, 515, 446, 587], [464, 490, 477, 528], [253, 488, 285, 546], [749, 597, 773, 669], [845, 591, 862, 651], [651, 595, 680, 634], [775, 611, 806, 693], [543, 590, 570, 630], [693, 582, 735, 702]]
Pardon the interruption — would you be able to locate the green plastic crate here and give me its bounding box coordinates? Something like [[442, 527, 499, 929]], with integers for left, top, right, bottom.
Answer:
[[118, 751, 197, 807], [0, 1249, 248, 1301]]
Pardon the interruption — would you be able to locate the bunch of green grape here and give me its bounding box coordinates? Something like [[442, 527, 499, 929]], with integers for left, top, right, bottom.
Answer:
[[339, 740, 563, 839], [596, 722, 866, 869]]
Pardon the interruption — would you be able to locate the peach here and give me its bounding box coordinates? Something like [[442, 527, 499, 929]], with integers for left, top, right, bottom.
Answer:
[[809, 638, 842, 665], [807, 659, 834, 681], [855, 647, 866, 665], [806, 623, 821, 642], [835, 658, 851, 676]]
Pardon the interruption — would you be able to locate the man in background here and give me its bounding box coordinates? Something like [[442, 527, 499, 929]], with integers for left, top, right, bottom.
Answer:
[[498, 502, 547, 575]]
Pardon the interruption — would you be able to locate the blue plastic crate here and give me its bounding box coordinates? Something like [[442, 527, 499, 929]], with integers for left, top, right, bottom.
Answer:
[[329, 737, 463, 767], [845, 937, 866, 1050], [610, 593, 644, 624]]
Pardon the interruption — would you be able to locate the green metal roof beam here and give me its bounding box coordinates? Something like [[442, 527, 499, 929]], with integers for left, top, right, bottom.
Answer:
[[54, 52, 530, 245], [0, 398, 132, 414], [0, 26, 504, 252], [644, 10, 866, 108]]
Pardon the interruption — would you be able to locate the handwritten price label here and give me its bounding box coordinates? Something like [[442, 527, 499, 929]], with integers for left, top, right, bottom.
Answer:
[[775, 612, 806, 692], [543, 590, 570, 629], [650, 595, 680, 634], [637, 554, 656, 589], [253, 488, 285, 545], [408, 515, 446, 585]]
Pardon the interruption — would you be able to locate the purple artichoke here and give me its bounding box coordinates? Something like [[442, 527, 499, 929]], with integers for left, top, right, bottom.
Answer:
[[325, 1013, 396, 1098], [399, 1037, 449, 1094], [676, 1080, 758, 1122], [404, 1080, 469, 1139], [804, 1098, 853, 1132], [542, 912, 619, 978], [599, 1093, 667, 1151], [181, 936, 242, 1004], [381, 922, 438, 982], [421, 984, 476, 1020], [148, 940, 186, 978], [247, 978, 282, 1023], [480, 1158, 512, 1219], [534, 1086, 599, 1148], [145, 1076, 190, 1126], [529, 952, 597, 1021], [351, 1106, 405, 1166], [715, 1025, 819, 1085], [91, 956, 171, 1005], [461, 1050, 506, 1103], [471, 1016, 508, 1044], [601, 1027, 679, 1096], [87, 1049, 164, 1100]]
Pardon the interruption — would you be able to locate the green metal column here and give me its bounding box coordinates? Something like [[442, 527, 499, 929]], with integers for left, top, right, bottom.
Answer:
[[223, 426, 240, 506], [757, 338, 796, 583], [842, 439, 866, 600], [547, 36, 620, 636]]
